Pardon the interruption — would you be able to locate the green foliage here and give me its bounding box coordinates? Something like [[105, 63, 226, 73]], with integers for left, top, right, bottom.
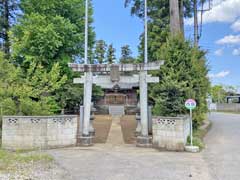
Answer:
[[150, 36, 210, 126], [106, 44, 116, 64], [9, 0, 96, 113], [124, 0, 194, 62], [120, 45, 135, 64], [126, 0, 210, 128], [0, 51, 67, 115], [0, 0, 19, 57], [210, 85, 227, 103], [94, 40, 107, 64]]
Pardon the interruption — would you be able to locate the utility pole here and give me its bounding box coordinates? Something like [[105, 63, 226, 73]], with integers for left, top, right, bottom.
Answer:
[[170, 0, 181, 35], [84, 0, 88, 64], [144, 0, 148, 64], [194, 0, 213, 46], [193, 0, 198, 46]]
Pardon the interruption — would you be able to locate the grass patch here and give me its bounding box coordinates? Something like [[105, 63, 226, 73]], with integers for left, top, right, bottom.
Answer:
[[0, 149, 53, 171], [187, 120, 212, 150]]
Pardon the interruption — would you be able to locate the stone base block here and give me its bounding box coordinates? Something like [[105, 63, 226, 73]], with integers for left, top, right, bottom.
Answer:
[[134, 131, 141, 137], [76, 136, 93, 147], [185, 145, 199, 153], [89, 131, 95, 137], [136, 136, 152, 148]]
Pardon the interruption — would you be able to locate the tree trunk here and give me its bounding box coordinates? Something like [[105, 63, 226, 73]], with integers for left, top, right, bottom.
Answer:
[[3, 0, 10, 57], [194, 0, 199, 46], [170, 0, 181, 35]]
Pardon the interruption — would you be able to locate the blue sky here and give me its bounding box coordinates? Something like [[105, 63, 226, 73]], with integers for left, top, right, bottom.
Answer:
[[92, 0, 240, 87]]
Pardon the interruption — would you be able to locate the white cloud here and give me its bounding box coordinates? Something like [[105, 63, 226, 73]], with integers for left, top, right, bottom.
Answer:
[[214, 48, 224, 56], [186, 0, 240, 25], [208, 70, 230, 78], [216, 35, 240, 45], [231, 19, 240, 32], [233, 48, 240, 55]]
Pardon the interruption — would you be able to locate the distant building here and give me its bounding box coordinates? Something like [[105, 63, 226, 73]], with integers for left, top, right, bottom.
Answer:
[[95, 88, 138, 115], [226, 94, 240, 104]]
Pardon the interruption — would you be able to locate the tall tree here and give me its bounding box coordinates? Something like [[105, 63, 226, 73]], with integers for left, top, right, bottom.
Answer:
[[0, 0, 18, 57], [120, 45, 134, 64], [10, 0, 96, 113], [170, 0, 181, 35], [12, 0, 95, 68], [125, 0, 210, 127], [94, 40, 107, 64], [0, 50, 67, 115], [106, 44, 116, 64], [125, 0, 193, 61]]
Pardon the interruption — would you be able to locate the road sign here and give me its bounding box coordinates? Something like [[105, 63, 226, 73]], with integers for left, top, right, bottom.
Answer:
[[185, 99, 197, 110]]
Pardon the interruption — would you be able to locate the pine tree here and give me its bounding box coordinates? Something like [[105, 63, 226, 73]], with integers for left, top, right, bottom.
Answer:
[[120, 45, 134, 64], [95, 40, 107, 64], [149, 35, 210, 126], [125, 0, 210, 127], [106, 44, 116, 64]]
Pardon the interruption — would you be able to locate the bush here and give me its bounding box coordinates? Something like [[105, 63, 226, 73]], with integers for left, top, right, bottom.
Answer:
[[150, 35, 210, 127]]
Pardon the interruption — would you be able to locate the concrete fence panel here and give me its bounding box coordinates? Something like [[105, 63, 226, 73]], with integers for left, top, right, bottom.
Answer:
[[2, 115, 78, 150], [152, 116, 190, 151], [216, 103, 240, 112]]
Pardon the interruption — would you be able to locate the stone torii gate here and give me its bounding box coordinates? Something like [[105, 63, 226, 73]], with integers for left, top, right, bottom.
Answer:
[[69, 61, 164, 147]]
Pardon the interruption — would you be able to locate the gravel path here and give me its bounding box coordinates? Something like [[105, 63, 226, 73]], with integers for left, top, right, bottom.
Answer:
[[49, 145, 211, 180], [0, 159, 70, 180]]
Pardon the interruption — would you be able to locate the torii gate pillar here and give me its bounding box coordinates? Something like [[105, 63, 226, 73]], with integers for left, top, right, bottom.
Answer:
[[137, 71, 152, 147], [81, 72, 93, 145]]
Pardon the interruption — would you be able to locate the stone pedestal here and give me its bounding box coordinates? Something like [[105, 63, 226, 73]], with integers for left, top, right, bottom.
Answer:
[[135, 114, 141, 136], [77, 135, 93, 146], [89, 115, 95, 137], [185, 146, 199, 153], [89, 131, 95, 137], [136, 136, 152, 148]]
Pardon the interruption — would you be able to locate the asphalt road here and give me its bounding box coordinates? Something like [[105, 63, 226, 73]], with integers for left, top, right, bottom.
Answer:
[[49, 112, 240, 180], [202, 112, 240, 180]]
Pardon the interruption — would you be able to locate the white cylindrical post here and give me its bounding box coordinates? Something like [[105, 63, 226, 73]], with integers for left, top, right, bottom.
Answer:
[[144, 0, 148, 64], [84, 0, 88, 64]]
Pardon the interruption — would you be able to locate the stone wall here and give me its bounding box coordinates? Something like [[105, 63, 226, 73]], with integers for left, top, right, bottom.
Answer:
[[2, 115, 78, 150], [216, 103, 240, 112], [152, 116, 190, 151]]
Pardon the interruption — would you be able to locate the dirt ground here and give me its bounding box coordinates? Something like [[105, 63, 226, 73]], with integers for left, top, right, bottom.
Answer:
[[93, 115, 112, 143], [120, 115, 137, 144], [93, 115, 137, 144]]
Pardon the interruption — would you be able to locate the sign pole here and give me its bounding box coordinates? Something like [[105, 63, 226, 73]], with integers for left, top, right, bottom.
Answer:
[[185, 99, 199, 152], [190, 108, 193, 146]]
